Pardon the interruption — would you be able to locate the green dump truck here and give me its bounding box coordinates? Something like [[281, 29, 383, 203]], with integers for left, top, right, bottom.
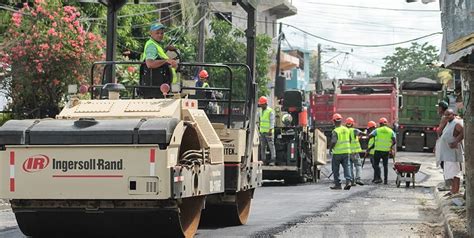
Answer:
[[397, 78, 444, 152]]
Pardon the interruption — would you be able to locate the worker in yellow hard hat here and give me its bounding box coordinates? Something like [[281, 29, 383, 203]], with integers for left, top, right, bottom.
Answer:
[[257, 96, 275, 166]]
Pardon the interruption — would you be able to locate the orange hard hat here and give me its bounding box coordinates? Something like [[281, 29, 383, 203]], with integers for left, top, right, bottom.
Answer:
[[367, 121, 376, 128], [332, 113, 342, 121], [379, 117, 388, 124], [258, 96, 268, 105], [345, 117, 355, 125], [199, 69, 209, 78]]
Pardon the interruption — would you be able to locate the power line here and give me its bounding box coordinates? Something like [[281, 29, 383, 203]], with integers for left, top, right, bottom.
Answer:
[[306, 1, 440, 12], [284, 24, 442, 48]]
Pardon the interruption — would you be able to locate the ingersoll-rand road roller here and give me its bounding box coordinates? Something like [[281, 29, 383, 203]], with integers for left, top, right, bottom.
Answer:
[[0, 63, 261, 237]]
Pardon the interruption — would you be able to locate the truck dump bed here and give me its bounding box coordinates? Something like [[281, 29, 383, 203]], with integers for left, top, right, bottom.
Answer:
[[335, 77, 398, 128]]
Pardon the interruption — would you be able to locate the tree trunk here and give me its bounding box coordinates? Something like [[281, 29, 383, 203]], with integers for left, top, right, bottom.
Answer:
[[463, 70, 474, 237]]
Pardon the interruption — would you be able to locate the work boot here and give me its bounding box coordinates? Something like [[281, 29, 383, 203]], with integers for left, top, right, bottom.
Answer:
[[351, 180, 356, 186], [356, 179, 364, 186], [383, 179, 388, 185], [374, 179, 382, 184], [330, 184, 342, 190], [344, 181, 351, 190]]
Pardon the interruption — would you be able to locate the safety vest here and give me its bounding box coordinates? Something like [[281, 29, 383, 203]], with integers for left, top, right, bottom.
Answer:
[[374, 126, 394, 152], [141, 38, 177, 83], [368, 137, 375, 155], [349, 128, 362, 153], [259, 108, 273, 133], [332, 126, 351, 155]]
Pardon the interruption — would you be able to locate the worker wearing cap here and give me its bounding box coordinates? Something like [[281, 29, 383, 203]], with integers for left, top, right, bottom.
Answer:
[[257, 96, 276, 166], [140, 22, 178, 89], [367, 117, 396, 184], [345, 117, 364, 186], [329, 113, 352, 190], [365, 121, 377, 183]]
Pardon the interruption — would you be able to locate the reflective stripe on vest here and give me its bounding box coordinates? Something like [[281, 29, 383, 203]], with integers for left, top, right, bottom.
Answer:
[[141, 38, 177, 83], [374, 126, 394, 152], [259, 108, 273, 133], [368, 137, 375, 155], [349, 128, 362, 153], [332, 126, 351, 155]]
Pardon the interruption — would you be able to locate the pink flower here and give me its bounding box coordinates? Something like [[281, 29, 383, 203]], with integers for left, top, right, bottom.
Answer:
[[12, 12, 22, 27], [47, 28, 56, 35], [87, 32, 96, 41], [127, 66, 136, 73], [52, 22, 57, 27], [39, 43, 50, 50]]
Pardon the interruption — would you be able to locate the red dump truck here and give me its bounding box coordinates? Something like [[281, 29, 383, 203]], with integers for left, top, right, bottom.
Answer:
[[311, 77, 399, 148], [335, 77, 399, 128]]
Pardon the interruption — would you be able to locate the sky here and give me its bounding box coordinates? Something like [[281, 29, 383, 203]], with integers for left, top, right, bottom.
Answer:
[[278, 0, 442, 79]]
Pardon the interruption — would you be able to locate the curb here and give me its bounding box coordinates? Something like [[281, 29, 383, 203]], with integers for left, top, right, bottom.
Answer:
[[432, 186, 455, 238]]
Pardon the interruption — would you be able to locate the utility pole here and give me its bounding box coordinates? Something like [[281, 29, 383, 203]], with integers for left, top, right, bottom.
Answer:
[[464, 70, 474, 237], [197, 0, 207, 62], [315, 43, 323, 94], [274, 22, 285, 99]]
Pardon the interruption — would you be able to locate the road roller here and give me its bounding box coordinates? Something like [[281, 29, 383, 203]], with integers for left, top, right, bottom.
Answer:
[[0, 64, 261, 237], [0, 1, 262, 237]]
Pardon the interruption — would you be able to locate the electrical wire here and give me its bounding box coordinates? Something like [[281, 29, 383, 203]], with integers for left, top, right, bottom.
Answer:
[[284, 24, 442, 47], [305, 1, 440, 12]]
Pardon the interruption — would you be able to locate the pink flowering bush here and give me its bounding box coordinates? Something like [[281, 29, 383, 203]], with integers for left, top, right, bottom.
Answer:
[[0, 0, 104, 118]]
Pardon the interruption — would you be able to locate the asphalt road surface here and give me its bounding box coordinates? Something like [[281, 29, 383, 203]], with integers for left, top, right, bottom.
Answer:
[[0, 152, 445, 237]]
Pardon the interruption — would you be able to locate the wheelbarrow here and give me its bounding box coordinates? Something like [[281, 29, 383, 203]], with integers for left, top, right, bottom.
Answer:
[[393, 162, 421, 188]]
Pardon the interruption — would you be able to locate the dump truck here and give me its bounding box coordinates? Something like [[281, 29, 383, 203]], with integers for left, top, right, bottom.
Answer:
[[310, 92, 335, 141], [0, 1, 262, 237], [397, 78, 444, 152], [336, 77, 398, 150], [262, 90, 327, 184]]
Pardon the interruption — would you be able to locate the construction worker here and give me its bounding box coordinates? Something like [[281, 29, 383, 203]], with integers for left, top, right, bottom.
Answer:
[[367, 117, 396, 184], [329, 113, 352, 190], [196, 69, 209, 88], [345, 117, 364, 186], [139, 22, 178, 97], [365, 121, 377, 183], [258, 96, 276, 166], [196, 69, 218, 113]]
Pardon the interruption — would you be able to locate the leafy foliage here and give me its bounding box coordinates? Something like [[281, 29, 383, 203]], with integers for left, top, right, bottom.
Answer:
[[0, 0, 104, 118], [379, 42, 442, 81], [205, 19, 271, 100]]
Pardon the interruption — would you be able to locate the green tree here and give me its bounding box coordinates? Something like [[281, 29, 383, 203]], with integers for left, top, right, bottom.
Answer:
[[379, 42, 441, 81], [205, 19, 271, 99]]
